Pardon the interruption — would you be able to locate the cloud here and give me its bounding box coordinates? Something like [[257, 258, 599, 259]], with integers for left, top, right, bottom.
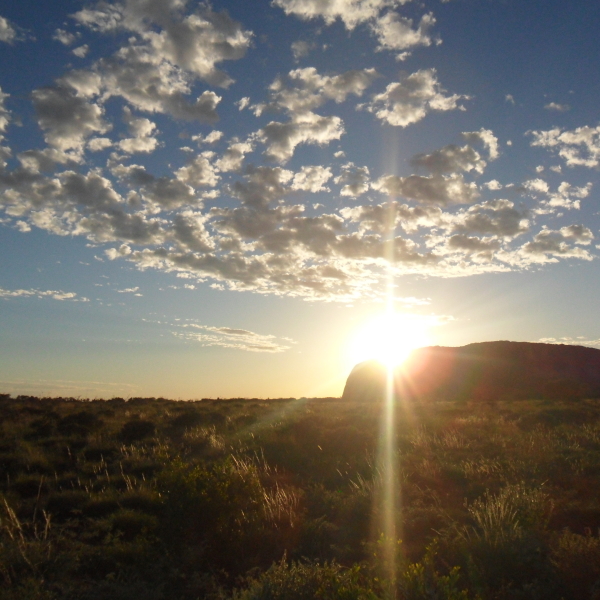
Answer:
[[291, 39, 316, 61], [530, 125, 600, 168], [74, 1, 253, 87], [291, 165, 332, 192], [256, 66, 379, 115], [32, 84, 109, 155], [335, 162, 370, 196], [544, 102, 570, 112], [118, 107, 159, 154], [410, 144, 486, 175], [73, 44, 90, 58], [373, 173, 479, 205], [449, 199, 530, 237], [0, 286, 88, 301], [370, 11, 436, 57], [522, 225, 594, 260], [53, 28, 79, 46], [174, 321, 293, 352], [260, 112, 344, 163], [461, 128, 499, 160], [364, 69, 468, 127], [0, 15, 23, 44], [273, 0, 398, 30], [537, 336, 600, 349]]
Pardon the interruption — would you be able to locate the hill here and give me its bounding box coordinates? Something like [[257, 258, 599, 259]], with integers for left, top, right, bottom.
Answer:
[[342, 341, 600, 402]]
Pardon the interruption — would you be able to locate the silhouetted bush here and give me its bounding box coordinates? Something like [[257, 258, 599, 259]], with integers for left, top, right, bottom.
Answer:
[[119, 419, 156, 443]]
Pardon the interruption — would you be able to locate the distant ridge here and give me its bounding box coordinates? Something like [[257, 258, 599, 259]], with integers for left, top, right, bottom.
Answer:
[[342, 341, 600, 402]]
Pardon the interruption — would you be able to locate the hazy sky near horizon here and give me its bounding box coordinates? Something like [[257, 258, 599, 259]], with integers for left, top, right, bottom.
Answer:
[[1, 0, 600, 399]]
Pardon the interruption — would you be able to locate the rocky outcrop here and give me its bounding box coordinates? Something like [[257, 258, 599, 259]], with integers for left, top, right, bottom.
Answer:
[[342, 341, 600, 402]]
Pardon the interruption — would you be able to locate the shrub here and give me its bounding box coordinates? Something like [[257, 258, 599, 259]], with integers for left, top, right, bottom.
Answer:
[[119, 419, 156, 443], [232, 559, 378, 600]]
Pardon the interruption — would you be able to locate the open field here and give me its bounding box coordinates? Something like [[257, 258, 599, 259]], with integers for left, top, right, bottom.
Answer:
[[1, 393, 600, 599]]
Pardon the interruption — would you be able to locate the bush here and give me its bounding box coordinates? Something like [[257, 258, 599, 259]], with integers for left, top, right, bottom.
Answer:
[[232, 559, 378, 600], [119, 419, 156, 443]]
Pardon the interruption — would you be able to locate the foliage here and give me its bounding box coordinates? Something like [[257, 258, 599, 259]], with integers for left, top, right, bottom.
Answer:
[[0, 394, 600, 598]]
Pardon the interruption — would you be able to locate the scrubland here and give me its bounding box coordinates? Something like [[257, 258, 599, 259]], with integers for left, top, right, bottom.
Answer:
[[1, 392, 600, 599]]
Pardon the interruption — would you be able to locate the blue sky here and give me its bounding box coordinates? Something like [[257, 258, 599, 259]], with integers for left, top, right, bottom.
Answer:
[[1, 0, 599, 398]]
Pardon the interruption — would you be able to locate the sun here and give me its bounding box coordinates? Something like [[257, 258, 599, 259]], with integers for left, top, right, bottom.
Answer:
[[348, 312, 431, 369]]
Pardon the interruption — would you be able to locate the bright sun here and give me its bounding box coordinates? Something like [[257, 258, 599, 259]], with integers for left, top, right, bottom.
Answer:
[[349, 312, 431, 369]]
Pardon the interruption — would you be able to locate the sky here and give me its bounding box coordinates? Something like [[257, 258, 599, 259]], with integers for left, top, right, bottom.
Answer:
[[1, 0, 600, 399]]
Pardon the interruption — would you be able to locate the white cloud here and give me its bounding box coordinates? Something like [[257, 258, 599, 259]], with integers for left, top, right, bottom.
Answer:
[[273, 0, 400, 30], [364, 69, 468, 127], [462, 128, 499, 160], [215, 138, 254, 172], [522, 226, 594, 260], [410, 143, 486, 175], [0, 286, 88, 301], [74, 2, 253, 88], [176, 152, 220, 187], [370, 11, 436, 57], [291, 39, 316, 60], [53, 28, 79, 46], [73, 44, 90, 58], [373, 173, 479, 205], [174, 322, 293, 353], [118, 107, 159, 154], [544, 102, 570, 112], [173, 322, 295, 353], [335, 162, 370, 196], [537, 336, 600, 349], [291, 165, 332, 192], [484, 180, 502, 190], [260, 111, 344, 163], [32, 84, 110, 155], [530, 125, 600, 168], [0, 15, 18, 44]]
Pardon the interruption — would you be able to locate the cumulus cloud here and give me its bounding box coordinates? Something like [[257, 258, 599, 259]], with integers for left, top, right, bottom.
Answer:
[[449, 199, 530, 237], [370, 11, 436, 57], [291, 165, 332, 192], [291, 39, 316, 61], [53, 28, 79, 46], [260, 111, 344, 163], [364, 69, 468, 127], [410, 144, 486, 175], [254, 66, 378, 162], [373, 173, 479, 205], [73, 1, 253, 87], [118, 107, 159, 154], [32, 84, 109, 155], [530, 125, 600, 168], [73, 44, 90, 58], [273, 0, 399, 30], [522, 226, 594, 260], [335, 162, 370, 196], [0, 15, 21, 44]]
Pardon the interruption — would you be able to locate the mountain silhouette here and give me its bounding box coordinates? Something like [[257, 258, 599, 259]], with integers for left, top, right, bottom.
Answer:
[[342, 341, 600, 402]]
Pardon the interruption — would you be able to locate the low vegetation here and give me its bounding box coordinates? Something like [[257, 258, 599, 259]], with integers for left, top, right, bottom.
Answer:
[[1, 392, 600, 599]]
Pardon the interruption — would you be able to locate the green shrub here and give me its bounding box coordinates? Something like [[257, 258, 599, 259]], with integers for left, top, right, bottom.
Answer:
[[232, 559, 378, 600]]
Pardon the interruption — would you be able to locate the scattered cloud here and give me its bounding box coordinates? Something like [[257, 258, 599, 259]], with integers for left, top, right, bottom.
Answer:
[[0, 287, 89, 301], [174, 322, 293, 352], [530, 125, 600, 168], [544, 102, 570, 112], [364, 69, 468, 127]]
